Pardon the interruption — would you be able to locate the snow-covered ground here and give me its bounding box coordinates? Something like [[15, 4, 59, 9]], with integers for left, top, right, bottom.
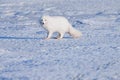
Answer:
[[0, 0, 120, 80]]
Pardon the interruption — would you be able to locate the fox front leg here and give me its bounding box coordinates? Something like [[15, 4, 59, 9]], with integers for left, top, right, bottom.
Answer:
[[45, 31, 53, 40]]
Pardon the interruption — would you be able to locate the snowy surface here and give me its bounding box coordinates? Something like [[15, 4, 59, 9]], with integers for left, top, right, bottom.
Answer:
[[0, 0, 120, 80]]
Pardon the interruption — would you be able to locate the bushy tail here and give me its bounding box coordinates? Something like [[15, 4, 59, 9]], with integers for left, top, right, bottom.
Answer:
[[69, 26, 82, 38]]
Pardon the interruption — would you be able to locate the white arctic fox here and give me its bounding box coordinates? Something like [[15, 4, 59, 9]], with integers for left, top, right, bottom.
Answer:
[[41, 15, 82, 39]]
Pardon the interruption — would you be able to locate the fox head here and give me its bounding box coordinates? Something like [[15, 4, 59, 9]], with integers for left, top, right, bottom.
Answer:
[[41, 15, 50, 25]]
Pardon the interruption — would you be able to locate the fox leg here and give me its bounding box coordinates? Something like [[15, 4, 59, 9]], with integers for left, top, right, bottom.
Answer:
[[46, 31, 53, 39], [57, 32, 64, 39], [56, 33, 61, 39]]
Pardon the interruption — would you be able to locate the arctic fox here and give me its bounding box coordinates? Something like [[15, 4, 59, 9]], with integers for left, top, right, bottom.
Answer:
[[41, 15, 82, 39]]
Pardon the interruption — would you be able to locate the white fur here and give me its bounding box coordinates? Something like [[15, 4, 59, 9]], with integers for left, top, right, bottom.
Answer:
[[41, 15, 82, 39]]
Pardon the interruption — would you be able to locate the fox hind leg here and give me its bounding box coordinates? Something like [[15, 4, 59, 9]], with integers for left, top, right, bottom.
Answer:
[[57, 32, 64, 39]]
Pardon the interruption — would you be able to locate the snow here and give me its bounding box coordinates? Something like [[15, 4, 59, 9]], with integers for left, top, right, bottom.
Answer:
[[0, 0, 120, 80]]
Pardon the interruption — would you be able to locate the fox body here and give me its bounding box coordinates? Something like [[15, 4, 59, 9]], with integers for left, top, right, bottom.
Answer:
[[41, 15, 82, 39]]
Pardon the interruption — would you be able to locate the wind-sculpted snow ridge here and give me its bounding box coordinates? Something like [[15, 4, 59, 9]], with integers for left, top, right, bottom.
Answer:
[[0, 0, 120, 80]]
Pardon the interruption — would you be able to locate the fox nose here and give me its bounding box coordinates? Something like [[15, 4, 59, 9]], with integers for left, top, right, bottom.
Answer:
[[40, 19, 44, 25]]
